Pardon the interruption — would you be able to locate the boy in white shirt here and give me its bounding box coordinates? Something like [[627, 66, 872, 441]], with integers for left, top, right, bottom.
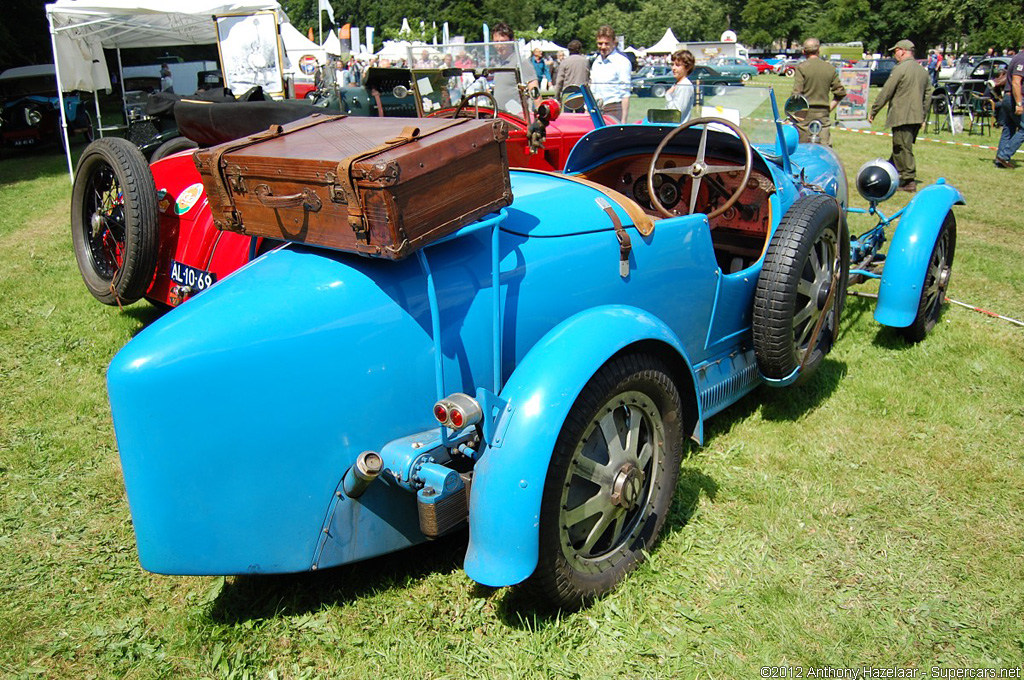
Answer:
[[665, 49, 695, 122]]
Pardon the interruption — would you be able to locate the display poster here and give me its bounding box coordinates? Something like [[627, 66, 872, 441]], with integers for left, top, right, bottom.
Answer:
[[837, 68, 870, 121], [215, 11, 285, 98]]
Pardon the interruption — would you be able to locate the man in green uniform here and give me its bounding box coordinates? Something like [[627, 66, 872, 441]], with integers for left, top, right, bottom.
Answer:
[[868, 39, 931, 192], [792, 38, 846, 145]]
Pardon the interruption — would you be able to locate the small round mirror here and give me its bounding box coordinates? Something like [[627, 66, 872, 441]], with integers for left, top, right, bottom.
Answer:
[[784, 94, 809, 117], [561, 85, 585, 112], [392, 85, 409, 99]]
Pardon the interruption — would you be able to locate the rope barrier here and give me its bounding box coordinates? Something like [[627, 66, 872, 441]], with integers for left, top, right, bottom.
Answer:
[[848, 291, 1023, 327]]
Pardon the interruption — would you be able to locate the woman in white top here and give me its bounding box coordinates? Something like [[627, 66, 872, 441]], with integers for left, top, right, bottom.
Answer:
[[665, 49, 696, 122]]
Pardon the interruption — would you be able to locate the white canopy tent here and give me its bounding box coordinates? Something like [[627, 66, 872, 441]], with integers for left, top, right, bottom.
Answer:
[[44, 0, 284, 179], [280, 21, 325, 77], [322, 30, 343, 56], [646, 28, 681, 54]]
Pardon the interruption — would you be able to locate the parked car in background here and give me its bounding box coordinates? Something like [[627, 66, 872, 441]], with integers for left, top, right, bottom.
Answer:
[[749, 57, 774, 74], [0, 64, 93, 153], [851, 58, 897, 87], [70, 42, 607, 310], [632, 65, 743, 98], [774, 57, 805, 76], [707, 56, 758, 82]]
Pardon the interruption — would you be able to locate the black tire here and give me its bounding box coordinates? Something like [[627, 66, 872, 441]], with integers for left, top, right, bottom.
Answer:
[[149, 135, 198, 162], [651, 84, 667, 98], [753, 194, 849, 384], [71, 137, 159, 305], [522, 353, 684, 609], [897, 212, 956, 343]]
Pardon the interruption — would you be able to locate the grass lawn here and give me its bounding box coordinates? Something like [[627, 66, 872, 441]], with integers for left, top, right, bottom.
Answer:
[[1, 92, 1022, 679]]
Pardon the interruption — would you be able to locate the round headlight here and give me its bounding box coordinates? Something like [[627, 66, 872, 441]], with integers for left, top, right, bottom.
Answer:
[[855, 158, 898, 203]]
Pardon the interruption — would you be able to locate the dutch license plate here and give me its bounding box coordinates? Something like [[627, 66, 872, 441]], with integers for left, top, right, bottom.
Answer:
[[170, 260, 216, 292]]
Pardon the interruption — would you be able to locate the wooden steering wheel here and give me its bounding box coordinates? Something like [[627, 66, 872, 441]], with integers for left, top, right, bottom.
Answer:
[[453, 91, 499, 119], [647, 117, 753, 219]]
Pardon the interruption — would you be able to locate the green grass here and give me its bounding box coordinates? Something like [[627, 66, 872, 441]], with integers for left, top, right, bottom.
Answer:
[[1, 110, 1023, 679]]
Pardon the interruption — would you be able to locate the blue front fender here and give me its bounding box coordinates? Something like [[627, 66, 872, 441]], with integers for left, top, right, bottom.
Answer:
[[875, 181, 964, 328], [463, 305, 701, 587]]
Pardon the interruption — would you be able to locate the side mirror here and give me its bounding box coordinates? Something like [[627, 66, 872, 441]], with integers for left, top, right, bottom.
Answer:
[[528, 86, 540, 100], [392, 85, 409, 99], [784, 94, 809, 118], [560, 85, 585, 112]]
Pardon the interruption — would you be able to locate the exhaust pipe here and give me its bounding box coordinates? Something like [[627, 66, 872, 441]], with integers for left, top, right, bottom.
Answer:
[[342, 451, 383, 499]]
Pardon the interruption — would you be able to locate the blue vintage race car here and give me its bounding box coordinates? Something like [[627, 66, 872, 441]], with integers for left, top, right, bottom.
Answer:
[[106, 88, 962, 608]]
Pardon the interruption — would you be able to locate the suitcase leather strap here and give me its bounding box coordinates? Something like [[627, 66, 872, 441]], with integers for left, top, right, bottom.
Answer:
[[206, 114, 343, 231], [334, 119, 468, 242]]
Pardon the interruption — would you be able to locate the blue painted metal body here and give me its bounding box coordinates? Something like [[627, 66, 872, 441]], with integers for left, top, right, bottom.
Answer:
[[873, 181, 964, 328], [107, 109, 861, 584]]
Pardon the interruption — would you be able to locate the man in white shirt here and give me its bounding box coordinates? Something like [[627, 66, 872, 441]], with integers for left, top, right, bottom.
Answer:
[[590, 25, 632, 123]]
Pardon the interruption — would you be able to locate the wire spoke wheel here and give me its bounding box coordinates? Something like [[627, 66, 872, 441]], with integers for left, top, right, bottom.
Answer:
[[71, 137, 159, 305], [792, 228, 839, 355]]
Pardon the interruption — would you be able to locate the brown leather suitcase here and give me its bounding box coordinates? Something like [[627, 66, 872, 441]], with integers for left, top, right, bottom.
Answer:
[[194, 114, 512, 260]]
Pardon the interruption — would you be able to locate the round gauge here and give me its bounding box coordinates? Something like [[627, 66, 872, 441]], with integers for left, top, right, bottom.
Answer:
[[657, 178, 680, 209], [633, 176, 651, 206]]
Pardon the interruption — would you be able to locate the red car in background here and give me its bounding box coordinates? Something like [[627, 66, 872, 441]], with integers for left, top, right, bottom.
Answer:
[[70, 43, 608, 310], [749, 58, 774, 75]]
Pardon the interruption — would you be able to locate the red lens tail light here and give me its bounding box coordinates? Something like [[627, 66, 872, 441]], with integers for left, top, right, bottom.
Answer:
[[431, 393, 481, 432]]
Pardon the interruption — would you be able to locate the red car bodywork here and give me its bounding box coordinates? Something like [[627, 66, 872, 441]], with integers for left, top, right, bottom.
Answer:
[[749, 58, 774, 75], [143, 107, 603, 308]]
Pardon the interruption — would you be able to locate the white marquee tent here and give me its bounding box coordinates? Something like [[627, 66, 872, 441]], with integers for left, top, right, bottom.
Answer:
[[280, 21, 325, 76], [646, 28, 681, 54], [44, 0, 285, 178]]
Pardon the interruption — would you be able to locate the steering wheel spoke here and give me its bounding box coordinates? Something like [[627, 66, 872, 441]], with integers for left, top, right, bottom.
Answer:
[[647, 117, 753, 219]]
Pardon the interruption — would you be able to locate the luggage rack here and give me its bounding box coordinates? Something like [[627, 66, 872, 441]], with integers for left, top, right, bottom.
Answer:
[[416, 209, 509, 445]]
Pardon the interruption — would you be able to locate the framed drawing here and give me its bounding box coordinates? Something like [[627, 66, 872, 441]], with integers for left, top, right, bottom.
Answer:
[[215, 11, 285, 98]]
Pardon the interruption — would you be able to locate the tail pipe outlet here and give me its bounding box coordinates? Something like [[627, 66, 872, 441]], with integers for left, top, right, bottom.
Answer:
[[342, 451, 384, 499]]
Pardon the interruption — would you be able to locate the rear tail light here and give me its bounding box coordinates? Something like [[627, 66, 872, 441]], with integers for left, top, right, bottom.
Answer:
[[432, 393, 482, 431]]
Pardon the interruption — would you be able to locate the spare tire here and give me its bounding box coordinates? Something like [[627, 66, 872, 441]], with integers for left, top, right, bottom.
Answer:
[[71, 137, 159, 306], [753, 194, 849, 385]]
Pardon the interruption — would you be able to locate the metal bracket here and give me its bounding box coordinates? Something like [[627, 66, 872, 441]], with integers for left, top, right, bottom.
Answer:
[[476, 387, 513, 448]]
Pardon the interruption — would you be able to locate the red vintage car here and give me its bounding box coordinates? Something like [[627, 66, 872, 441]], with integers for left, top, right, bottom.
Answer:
[[748, 58, 774, 75], [70, 42, 607, 309]]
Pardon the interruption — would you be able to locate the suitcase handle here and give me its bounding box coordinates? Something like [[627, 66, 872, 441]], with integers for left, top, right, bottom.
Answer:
[[254, 184, 323, 212]]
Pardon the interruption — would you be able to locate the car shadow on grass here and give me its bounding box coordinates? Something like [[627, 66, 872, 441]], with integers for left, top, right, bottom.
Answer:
[[121, 302, 167, 336], [206, 530, 469, 624], [491, 465, 720, 627]]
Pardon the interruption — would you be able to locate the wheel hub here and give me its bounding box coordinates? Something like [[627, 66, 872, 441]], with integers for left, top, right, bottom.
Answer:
[[816, 278, 832, 310], [609, 463, 645, 509], [91, 212, 105, 232], [690, 162, 706, 178]]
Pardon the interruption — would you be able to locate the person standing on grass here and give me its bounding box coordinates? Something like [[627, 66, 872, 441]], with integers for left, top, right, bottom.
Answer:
[[792, 37, 846, 145], [868, 39, 930, 193], [994, 45, 1024, 169], [554, 40, 590, 99], [590, 25, 632, 123], [665, 49, 696, 123]]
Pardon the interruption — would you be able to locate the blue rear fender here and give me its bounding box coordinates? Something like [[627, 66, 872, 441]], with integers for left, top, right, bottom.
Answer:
[[875, 181, 964, 328], [463, 305, 702, 588]]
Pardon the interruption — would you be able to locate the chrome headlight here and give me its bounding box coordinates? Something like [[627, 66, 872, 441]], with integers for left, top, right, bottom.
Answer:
[[855, 158, 899, 203]]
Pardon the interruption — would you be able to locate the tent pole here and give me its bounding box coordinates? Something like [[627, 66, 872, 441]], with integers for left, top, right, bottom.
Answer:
[[94, 93, 103, 139], [117, 48, 129, 129], [48, 12, 75, 183], [319, 13, 323, 46]]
